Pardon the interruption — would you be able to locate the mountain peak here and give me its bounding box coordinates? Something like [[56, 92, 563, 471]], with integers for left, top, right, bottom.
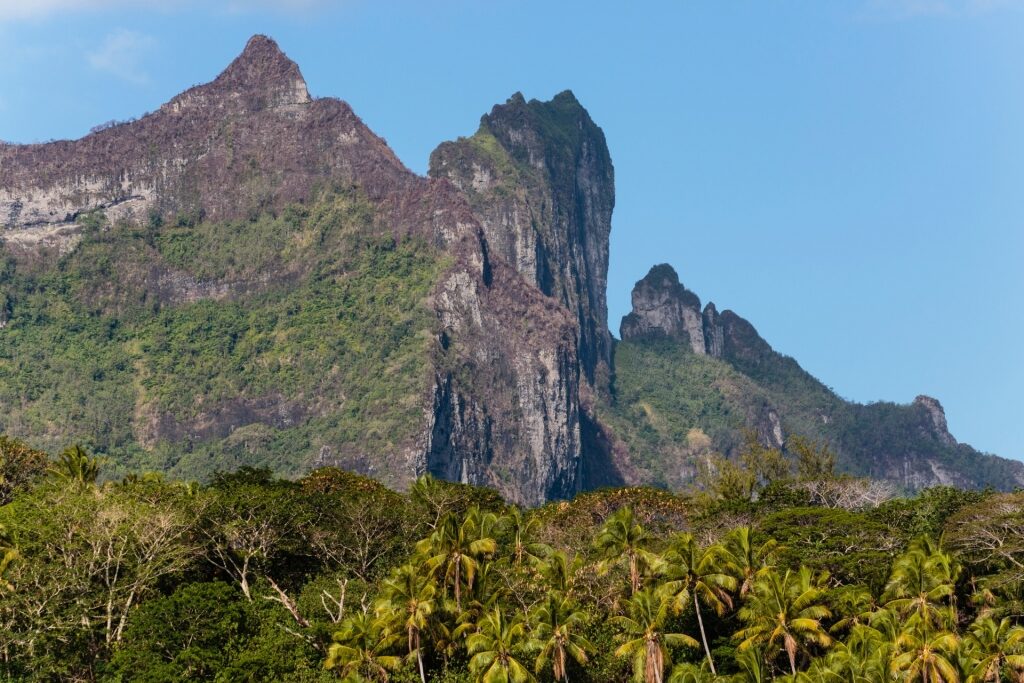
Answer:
[[218, 34, 309, 102], [620, 264, 706, 352], [165, 34, 310, 113]]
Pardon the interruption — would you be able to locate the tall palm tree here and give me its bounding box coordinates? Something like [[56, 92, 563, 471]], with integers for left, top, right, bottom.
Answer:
[[612, 586, 700, 683], [663, 533, 737, 676], [890, 628, 961, 683], [377, 563, 437, 683], [807, 623, 891, 683], [829, 585, 881, 637], [735, 566, 833, 676], [729, 647, 772, 683], [722, 527, 777, 598], [50, 445, 104, 487], [528, 592, 592, 682], [594, 507, 659, 595], [465, 607, 534, 683], [417, 506, 498, 611], [326, 610, 402, 682], [502, 507, 551, 568], [962, 617, 1024, 683], [883, 538, 960, 637], [540, 550, 582, 595]]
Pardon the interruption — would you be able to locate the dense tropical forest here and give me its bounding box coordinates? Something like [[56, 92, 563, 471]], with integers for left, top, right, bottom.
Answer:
[[0, 435, 1021, 682]]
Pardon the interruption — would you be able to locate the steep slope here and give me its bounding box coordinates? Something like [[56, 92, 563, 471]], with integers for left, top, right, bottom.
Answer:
[[0, 36, 587, 505], [429, 92, 614, 392], [607, 264, 1024, 491]]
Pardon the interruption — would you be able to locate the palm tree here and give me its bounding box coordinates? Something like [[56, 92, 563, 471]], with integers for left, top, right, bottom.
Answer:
[[594, 507, 659, 595], [377, 563, 437, 683], [735, 566, 833, 676], [540, 550, 582, 594], [529, 592, 592, 682], [666, 662, 714, 683], [51, 445, 104, 486], [808, 623, 891, 683], [663, 533, 737, 676], [417, 506, 498, 611], [502, 507, 551, 568], [465, 606, 534, 683], [730, 647, 772, 683], [612, 586, 700, 683], [326, 610, 402, 682], [962, 617, 1024, 683], [883, 538, 959, 637], [722, 527, 777, 598], [890, 628, 961, 683], [829, 585, 881, 637]]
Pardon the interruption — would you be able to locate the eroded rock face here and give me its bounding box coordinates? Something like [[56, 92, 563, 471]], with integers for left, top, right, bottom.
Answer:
[[429, 91, 614, 390], [620, 264, 707, 354], [0, 34, 587, 505], [618, 261, 1024, 492], [913, 395, 957, 447], [0, 35, 419, 239]]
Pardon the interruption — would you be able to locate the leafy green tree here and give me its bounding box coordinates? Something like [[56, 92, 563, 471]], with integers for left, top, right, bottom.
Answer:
[[200, 471, 308, 600], [735, 566, 833, 676], [0, 436, 48, 505], [528, 592, 592, 682], [465, 607, 534, 683], [104, 581, 253, 681], [663, 533, 737, 676], [612, 587, 699, 683]]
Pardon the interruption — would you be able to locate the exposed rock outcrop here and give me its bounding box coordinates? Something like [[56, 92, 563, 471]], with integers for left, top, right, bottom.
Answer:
[[620, 264, 707, 354], [913, 395, 957, 447], [616, 262, 1024, 492], [429, 91, 614, 390], [0, 35, 587, 505]]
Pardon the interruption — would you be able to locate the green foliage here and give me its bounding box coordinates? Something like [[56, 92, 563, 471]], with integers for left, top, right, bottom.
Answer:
[[0, 446, 1019, 681], [0, 192, 446, 483]]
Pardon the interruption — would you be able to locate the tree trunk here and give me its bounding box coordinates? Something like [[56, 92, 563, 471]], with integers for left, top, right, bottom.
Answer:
[[454, 554, 462, 611], [694, 592, 716, 675]]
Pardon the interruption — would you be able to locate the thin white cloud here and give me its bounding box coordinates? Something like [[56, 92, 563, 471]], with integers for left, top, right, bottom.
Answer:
[[0, 0, 345, 21], [87, 29, 156, 85]]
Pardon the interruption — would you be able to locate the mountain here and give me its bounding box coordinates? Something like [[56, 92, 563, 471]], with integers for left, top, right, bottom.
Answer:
[[0, 35, 1018, 502], [0, 36, 587, 505], [604, 264, 1024, 491]]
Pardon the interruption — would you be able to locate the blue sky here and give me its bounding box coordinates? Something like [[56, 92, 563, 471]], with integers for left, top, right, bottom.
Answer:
[[1, 1, 1022, 462]]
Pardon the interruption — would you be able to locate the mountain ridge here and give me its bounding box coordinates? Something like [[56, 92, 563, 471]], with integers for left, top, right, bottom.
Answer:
[[0, 34, 1015, 502], [610, 263, 1024, 490]]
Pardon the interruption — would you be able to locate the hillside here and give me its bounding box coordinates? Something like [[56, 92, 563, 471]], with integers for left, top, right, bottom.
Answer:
[[606, 264, 1024, 491], [0, 35, 1019, 501]]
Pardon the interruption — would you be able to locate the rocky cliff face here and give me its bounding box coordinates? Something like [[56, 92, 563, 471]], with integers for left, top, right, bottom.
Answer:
[[0, 35, 587, 505], [615, 263, 1024, 491], [429, 92, 614, 391]]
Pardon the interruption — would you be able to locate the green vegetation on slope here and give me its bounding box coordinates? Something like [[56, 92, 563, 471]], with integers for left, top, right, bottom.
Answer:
[[0, 192, 446, 482], [606, 337, 1019, 490]]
